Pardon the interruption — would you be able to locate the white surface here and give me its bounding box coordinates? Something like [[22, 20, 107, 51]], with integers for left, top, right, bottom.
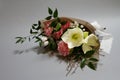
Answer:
[[0, 0, 120, 80]]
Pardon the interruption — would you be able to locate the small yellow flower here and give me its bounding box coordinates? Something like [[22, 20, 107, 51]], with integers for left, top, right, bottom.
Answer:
[[61, 27, 84, 48]]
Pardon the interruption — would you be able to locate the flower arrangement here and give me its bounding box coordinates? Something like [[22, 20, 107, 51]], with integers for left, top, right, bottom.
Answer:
[[15, 8, 110, 75]]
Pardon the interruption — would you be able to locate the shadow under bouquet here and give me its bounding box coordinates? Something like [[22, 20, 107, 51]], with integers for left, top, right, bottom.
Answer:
[[16, 8, 112, 75]]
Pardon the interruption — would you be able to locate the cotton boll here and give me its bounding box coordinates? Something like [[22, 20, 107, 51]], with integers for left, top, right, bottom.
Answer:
[[43, 41, 49, 46], [81, 25, 84, 28], [40, 36, 48, 42], [74, 21, 79, 27]]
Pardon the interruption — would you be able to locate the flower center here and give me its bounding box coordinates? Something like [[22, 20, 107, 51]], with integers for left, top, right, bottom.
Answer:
[[72, 33, 79, 40]]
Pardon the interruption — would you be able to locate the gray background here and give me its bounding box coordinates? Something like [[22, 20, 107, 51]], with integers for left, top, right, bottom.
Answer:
[[0, 0, 120, 80]]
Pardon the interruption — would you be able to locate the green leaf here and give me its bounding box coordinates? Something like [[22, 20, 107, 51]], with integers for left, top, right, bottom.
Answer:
[[50, 20, 57, 27], [30, 29, 38, 34], [38, 21, 41, 27], [33, 24, 37, 26], [48, 7, 53, 15], [32, 25, 36, 29], [56, 18, 61, 22], [15, 37, 22, 39], [28, 37, 31, 42], [85, 50, 95, 58], [48, 38, 57, 50], [55, 23, 61, 31], [39, 41, 42, 47], [30, 29, 33, 34], [80, 58, 86, 69], [21, 40, 24, 44], [61, 21, 67, 25], [53, 8, 58, 18], [87, 62, 96, 70], [16, 38, 22, 43], [45, 16, 52, 20], [89, 58, 99, 62], [31, 32, 38, 34]]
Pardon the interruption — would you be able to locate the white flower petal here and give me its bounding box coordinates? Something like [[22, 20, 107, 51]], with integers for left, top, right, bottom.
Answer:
[[61, 27, 84, 49]]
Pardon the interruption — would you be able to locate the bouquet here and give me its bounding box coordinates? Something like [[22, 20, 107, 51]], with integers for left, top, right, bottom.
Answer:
[[16, 8, 112, 75]]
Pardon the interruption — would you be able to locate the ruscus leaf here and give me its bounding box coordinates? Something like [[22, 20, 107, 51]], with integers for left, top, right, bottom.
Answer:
[[89, 58, 99, 62], [80, 58, 86, 69], [16, 39, 22, 43], [53, 8, 58, 18], [45, 16, 52, 20], [48, 7, 53, 15], [85, 50, 95, 58], [55, 23, 61, 31], [87, 62, 96, 70]]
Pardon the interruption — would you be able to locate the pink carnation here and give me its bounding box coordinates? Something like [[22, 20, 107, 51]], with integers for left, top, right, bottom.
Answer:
[[61, 21, 70, 31], [53, 29, 63, 39], [44, 26, 53, 37], [43, 21, 53, 37], [58, 41, 69, 56], [43, 21, 51, 27]]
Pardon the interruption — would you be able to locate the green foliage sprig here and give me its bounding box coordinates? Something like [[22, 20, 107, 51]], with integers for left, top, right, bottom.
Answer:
[[45, 7, 58, 20], [15, 20, 43, 46]]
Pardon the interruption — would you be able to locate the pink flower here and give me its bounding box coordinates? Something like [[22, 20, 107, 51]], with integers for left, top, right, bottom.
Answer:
[[43, 21, 53, 37], [58, 41, 69, 56], [53, 29, 63, 39], [43, 21, 51, 27], [44, 26, 53, 37], [61, 21, 70, 31], [52, 21, 70, 39]]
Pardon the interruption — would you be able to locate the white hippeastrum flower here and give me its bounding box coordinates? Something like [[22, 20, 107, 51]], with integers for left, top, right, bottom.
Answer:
[[61, 27, 84, 48], [82, 34, 99, 53], [84, 34, 99, 47]]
